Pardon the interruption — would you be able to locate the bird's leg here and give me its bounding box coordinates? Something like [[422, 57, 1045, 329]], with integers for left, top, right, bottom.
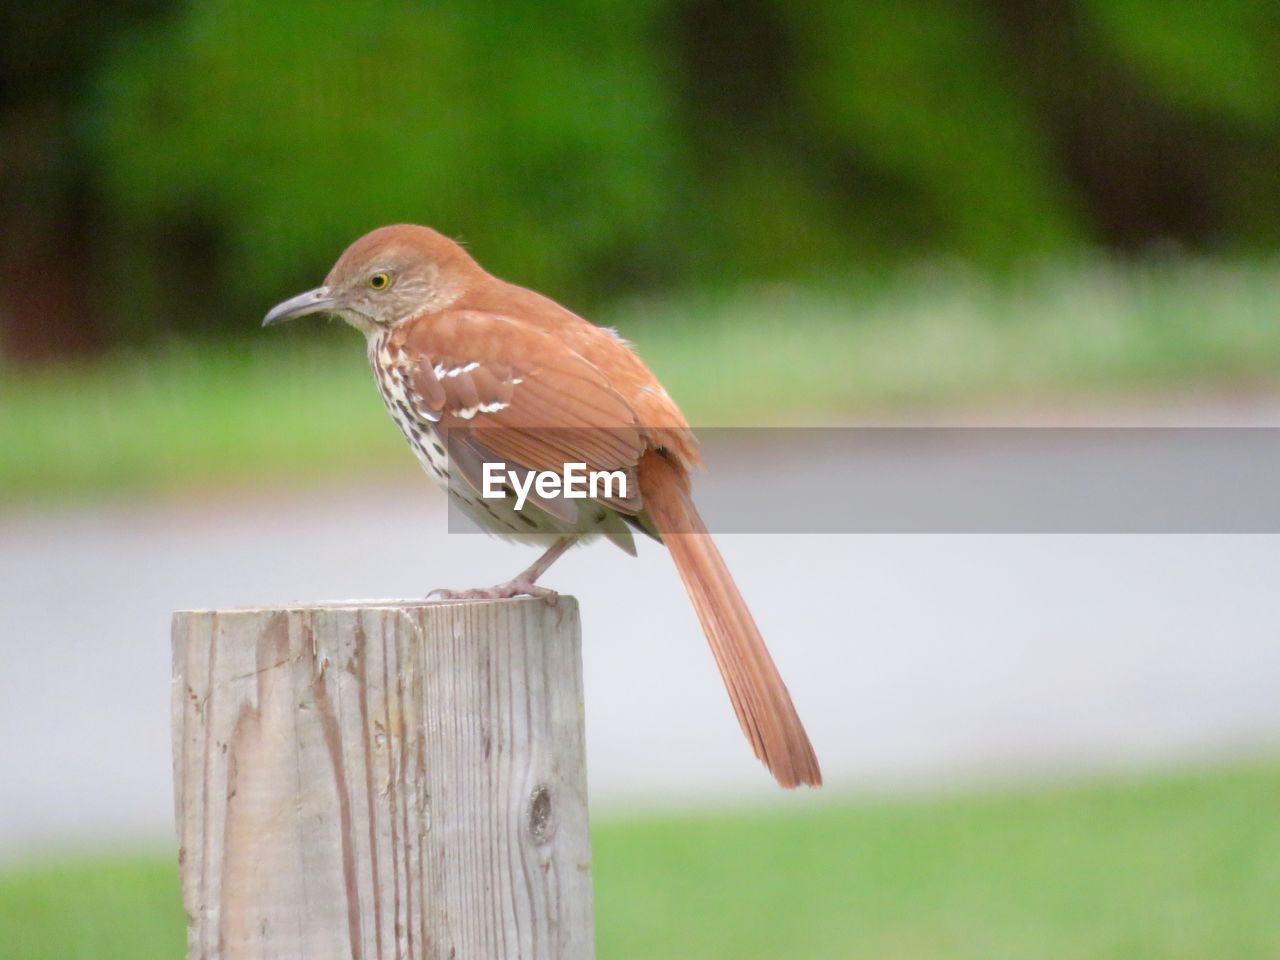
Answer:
[[429, 536, 575, 605]]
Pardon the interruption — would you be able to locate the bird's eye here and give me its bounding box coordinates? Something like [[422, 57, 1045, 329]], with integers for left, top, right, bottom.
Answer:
[[369, 272, 390, 290]]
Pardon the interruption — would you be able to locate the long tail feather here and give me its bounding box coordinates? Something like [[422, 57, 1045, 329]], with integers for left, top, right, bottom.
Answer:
[[639, 451, 822, 788]]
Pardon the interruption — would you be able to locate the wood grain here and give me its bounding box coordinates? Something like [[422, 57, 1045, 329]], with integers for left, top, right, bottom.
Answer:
[[171, 598, 594, 960]]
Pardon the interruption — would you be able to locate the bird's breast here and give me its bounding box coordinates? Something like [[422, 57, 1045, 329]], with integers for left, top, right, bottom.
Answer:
[[369, 336, 452, 488]]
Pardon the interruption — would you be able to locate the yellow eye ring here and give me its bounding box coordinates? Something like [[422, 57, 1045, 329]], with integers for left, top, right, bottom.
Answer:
[[369, 272, 390, 290]]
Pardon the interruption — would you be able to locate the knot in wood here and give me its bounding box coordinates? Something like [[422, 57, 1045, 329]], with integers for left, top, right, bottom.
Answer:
[[527, 784, 555, 843]]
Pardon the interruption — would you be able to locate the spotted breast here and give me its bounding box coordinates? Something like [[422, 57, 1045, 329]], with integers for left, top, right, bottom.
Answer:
[[367, 331, 627, 545]]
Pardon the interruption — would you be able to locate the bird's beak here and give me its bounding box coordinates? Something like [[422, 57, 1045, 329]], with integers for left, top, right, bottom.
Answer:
[[262, 286, 337, 327]]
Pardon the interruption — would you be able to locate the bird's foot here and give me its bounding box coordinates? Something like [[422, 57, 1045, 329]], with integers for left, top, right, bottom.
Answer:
[[428, 578, 559, 605]]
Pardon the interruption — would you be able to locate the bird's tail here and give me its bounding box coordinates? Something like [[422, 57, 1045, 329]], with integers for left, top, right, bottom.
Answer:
[[638, 450, 822, 788]]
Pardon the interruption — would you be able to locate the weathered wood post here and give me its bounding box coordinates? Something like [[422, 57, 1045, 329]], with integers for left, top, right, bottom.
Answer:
[[171, 598, 594, 960]]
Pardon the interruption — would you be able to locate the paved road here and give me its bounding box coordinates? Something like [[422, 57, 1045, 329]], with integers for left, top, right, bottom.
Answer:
[[2, 422, 1279, 858]]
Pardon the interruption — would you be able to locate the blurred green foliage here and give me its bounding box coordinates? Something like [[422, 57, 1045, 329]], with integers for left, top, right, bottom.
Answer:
[[4, 762, 1279, 959], [91, 1, 680, 332], [3, 0, 1280, 357], [1087, 0, 1280, 123]]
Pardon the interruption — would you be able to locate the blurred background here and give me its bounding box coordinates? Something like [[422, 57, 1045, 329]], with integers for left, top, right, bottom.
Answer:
[[2, 1, 1279, 958]]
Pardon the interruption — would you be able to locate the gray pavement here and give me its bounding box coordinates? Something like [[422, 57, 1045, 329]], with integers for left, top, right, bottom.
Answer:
[[2, 425, 1279, 859]]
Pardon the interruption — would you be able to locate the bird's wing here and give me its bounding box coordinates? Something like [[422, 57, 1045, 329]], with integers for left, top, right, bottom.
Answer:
[[394, 310, 646, 514]]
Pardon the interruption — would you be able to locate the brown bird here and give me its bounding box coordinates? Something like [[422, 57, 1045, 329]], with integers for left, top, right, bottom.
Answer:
[[264, 224, 821, 788]]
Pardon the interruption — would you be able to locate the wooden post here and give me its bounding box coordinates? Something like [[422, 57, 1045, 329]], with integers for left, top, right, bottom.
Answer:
[[171, 598, 594, 960]]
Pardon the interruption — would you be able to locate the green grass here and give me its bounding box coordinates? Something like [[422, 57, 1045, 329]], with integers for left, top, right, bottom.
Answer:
[[4, 762, 1279, 959], [3, 258, 1280, 502]]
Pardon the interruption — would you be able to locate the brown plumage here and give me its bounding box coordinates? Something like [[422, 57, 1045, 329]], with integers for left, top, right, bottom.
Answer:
[[264, 224, 821, 788], [637, 450, 821, 787]]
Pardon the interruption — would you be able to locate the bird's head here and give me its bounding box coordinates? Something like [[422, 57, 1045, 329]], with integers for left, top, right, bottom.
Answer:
[[263, 224, 478, 336]]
